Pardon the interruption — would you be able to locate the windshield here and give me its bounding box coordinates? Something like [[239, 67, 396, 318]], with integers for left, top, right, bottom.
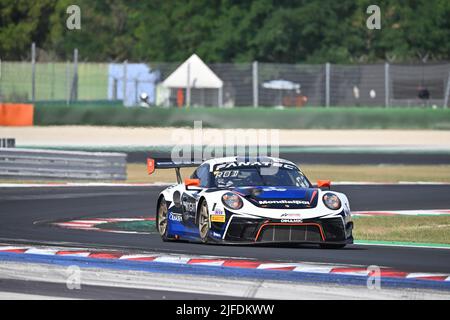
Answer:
[[213, 168, 311, 188]]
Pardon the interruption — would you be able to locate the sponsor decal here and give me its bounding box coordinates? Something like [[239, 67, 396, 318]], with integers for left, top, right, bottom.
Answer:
[[214, 170, 239, 178], [169, 213, 183, 222], [211, 231, 222, 238], [182, 201, 196, 213], [258, 200, 310, 205], [280, 213, 303, 223], [281, 219, 303, 223], [211, 207, 226, 222], [262, 187, 287, 192], [211, 214, 226, 223], [214, 162, 296, 171], [281, 213, 302, 218]]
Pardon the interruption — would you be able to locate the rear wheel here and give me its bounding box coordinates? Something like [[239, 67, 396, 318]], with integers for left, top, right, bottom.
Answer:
[[319, 243, 346, 249], [198, 200, 210, 243], [156, 198, 171, 241]]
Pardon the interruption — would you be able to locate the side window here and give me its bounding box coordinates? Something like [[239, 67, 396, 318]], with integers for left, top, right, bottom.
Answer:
[[195, 164, 210, 187], [190, 170, 198, 179]]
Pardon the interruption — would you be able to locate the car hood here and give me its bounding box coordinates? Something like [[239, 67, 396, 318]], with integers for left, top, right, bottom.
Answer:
[[233, 186, 319, 209]]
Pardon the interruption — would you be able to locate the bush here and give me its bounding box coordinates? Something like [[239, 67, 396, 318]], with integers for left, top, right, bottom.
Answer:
[[33, 104, 450, 129]]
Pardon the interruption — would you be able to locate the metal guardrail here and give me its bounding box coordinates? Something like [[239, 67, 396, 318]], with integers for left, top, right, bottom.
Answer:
[[0, 149, 127, 180], [0, 139, 15, 148]]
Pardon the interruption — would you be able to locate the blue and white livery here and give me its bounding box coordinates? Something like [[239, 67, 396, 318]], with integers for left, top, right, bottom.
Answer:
[[148, 156, 353, 248]]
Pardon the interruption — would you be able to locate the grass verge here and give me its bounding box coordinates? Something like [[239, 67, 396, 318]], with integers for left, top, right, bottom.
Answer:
[[33, 105, 450, 129], [98, 215, 450, 245], [98, 220, 156, 233], [353, 216, 450, 245]]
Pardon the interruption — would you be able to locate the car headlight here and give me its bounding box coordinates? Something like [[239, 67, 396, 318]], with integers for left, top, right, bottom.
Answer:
[[221, 192, 243, 210], [323, 193, 341, 210]]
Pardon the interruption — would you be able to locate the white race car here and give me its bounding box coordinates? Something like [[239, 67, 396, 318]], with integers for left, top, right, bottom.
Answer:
[[148, 156, 353, 248]]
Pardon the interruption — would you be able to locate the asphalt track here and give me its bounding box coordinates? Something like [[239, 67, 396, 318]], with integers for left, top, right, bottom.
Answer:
[[1, 185, 450, 274], [0, 278, 239, 300], [126, 151, 450, 165], [34, 147, 450, 164]]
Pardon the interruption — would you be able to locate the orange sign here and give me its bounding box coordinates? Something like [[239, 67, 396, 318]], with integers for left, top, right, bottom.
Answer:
[[0, 103, 34, 126]]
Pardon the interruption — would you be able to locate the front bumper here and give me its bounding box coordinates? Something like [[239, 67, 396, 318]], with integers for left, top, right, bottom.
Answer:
[[219, 215, 353, 244]]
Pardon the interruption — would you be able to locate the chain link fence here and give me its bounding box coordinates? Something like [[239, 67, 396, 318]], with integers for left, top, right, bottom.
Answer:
[[390, 63, 450, 107], [1, 57, 449, 108], [0, 61, 111, 103]]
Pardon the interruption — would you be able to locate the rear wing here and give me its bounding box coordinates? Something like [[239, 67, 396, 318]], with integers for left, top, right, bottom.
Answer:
[[147, 158, 202, 183]]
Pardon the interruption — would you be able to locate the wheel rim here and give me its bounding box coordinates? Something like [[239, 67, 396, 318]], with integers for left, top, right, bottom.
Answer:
[[158, 200, 168, 235], [199, 202, 209, 239]]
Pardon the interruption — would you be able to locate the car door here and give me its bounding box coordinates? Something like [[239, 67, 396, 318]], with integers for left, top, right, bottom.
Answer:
[[181, 164, 210, 226]]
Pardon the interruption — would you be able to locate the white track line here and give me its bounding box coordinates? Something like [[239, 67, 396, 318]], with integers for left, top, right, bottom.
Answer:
[[354, 241, 450, 250]]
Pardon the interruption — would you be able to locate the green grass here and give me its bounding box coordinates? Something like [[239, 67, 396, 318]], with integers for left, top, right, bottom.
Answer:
[[354, 216, 450, 244], [32, 104, 450, 129], [98, 220, 156, 233]]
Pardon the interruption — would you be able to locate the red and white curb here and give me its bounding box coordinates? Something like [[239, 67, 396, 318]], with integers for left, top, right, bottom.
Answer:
[[353, 209, 450, 217], [0, 244, 449, 282], [53, 218, 154, 234]]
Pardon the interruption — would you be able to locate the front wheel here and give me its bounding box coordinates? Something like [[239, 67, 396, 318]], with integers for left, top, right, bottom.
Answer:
[[156, 197, 171, 241], [198, 200, 211, 243]]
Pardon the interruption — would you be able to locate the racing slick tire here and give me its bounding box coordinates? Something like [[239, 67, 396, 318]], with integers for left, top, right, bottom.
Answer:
[[198, 200, 211, 243], [319, 243, 346, 249], [156, 197, 173, 242]]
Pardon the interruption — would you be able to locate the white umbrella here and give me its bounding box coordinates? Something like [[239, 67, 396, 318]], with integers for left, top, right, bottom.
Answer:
[[262, 79, 301, 106], [262, 79, 300, 90]]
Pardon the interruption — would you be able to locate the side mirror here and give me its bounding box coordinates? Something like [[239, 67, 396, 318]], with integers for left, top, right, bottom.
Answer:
[[184, 178, 201, 189], [317, 180, 331, 189]]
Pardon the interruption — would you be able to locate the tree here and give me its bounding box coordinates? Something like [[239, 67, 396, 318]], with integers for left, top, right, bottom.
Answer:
[[0, 0, 56, 60], [0, 0, 448, 63]]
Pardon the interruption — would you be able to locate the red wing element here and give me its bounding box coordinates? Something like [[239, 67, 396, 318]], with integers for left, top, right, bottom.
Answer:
[[147, 158, 155, 175], [317, 180, 331, 189], [184, 178, 200, 187]]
